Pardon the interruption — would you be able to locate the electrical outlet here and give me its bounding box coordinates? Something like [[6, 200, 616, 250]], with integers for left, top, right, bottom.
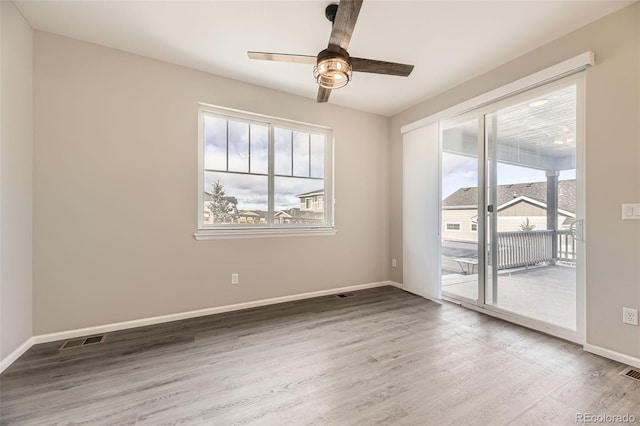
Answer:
[[623, 307, 638, 326], [391, 259, 397, 268], [231, 273, 239, 285]]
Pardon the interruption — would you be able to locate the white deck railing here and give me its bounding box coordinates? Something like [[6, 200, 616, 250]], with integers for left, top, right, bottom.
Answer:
[[556, 230, 576, 262], [494, 230, 575, 269]]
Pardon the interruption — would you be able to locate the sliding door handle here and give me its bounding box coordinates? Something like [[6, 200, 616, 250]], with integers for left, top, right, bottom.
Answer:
[[570, 219, 584, 241]]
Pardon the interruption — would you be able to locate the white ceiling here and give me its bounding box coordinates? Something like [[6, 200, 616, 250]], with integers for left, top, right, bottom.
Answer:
[[15, 0, 633, 116]]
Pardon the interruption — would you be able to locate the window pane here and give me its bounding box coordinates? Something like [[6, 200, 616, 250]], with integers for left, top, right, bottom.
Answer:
[[203, 114, 227, 170], [204, 171, 267, 225], [441, 117, 479, 302], [274, 177, 325, 225], [250, 124, 268, 175], [310, 134, 325, 178], [228, 121, 249, 173], [274, 127, 292, 176], [293, 131, 310, 177]]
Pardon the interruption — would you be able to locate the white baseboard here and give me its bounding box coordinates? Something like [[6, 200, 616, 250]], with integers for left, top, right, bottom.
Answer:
[[31, 281, 392, 345], [389, 280, 404, 288], [583, 343, 640, 369], [391, 281, 444, 305], [0, 337, 34, 374]]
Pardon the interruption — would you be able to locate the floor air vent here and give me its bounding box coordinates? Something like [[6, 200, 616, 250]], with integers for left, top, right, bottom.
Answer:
[[620, 367, 640, 382], [60, 335, 106, 350], [335, 292, 356, 299]]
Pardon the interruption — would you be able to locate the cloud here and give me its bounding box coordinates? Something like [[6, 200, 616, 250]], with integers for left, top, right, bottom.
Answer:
[[205, 172, 323, 212]]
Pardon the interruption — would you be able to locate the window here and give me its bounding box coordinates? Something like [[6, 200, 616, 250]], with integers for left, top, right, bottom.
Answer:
[[471, 223, 478, 232], [197, 104, 334, 238], [446, 223, 461, 231]]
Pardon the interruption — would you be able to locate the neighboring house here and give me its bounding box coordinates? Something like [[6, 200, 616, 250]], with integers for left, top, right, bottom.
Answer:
[[274, 189, 325, 224], [442, 180, 576, 242], [297, 189, 325, 213], [236, 211, 267, 224], [204, 189, 324, 225], [274, 208, 324, 224]]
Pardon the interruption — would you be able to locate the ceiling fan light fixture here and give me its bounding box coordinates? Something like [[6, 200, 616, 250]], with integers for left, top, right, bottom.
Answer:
[[314, 50, 352, 89]]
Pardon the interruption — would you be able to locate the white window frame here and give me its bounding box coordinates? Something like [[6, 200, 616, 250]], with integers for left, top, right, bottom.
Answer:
[[445, 222, 461, 231], [470, 223, 478, 232], [195, 103, 335, 240]]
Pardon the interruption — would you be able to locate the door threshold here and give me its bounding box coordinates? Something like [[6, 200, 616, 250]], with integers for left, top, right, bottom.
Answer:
[[442, 295, 583, 345]]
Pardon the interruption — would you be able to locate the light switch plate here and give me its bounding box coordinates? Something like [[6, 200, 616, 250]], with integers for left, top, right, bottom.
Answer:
[[622, 204, 640, 220]]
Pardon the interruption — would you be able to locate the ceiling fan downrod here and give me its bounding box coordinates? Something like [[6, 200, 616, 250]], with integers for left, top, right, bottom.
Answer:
[[325, 4, 339, 24]]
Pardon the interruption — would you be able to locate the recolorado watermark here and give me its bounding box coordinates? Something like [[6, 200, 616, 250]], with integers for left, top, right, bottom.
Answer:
[[576, 413, 637, 424]]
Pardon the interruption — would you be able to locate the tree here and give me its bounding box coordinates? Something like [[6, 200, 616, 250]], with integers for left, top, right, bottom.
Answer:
[[208, 181, 234, 223], [519, 218, 535, 231]]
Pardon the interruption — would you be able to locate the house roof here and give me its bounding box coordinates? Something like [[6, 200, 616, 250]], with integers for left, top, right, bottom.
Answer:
[[277, 208, 324, 220], [238, 211, 261, 217], [443, 179, 576, 213], [496, 196, 575, 218]]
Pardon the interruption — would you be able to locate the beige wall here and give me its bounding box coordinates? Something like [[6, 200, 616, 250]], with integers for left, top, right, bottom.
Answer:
[[0, 2, 34, 360], [441, 209, 477, 242], [32, 32, 389, 334], [390, 3, 640, 358]]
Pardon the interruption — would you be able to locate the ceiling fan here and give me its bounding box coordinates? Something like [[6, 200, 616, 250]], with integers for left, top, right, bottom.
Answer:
[[247, 0, 414, 103]]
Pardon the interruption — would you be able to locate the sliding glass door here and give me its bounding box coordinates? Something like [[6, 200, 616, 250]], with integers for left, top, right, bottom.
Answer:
[[485, 84, 579, 330], [440, 76, 583, 338]]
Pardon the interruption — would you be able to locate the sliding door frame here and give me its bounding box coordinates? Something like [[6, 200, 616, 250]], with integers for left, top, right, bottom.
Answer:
[[440, 73, 586, 344]]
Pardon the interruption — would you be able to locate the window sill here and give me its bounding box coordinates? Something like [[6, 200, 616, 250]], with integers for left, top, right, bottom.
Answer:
[[194, 227, 337, 240]]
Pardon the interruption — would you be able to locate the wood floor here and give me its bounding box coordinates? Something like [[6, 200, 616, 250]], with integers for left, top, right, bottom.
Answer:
[[1, 286, 639, 425]]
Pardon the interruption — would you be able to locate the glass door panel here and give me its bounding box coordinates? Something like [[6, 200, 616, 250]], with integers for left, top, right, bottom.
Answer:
[[441, 118, 479, 302], [485, 84, 578, 330]]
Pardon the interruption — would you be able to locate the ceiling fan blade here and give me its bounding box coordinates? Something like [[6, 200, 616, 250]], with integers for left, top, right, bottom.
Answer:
[[328, 0, 363, 51], [317, 86, 332, 103], [350, 57, 414, 76], [247, 51, 317, 64]]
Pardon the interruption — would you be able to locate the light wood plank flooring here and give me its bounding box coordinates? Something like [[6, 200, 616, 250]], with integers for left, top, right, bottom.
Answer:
[[1, 286, 639, 425]]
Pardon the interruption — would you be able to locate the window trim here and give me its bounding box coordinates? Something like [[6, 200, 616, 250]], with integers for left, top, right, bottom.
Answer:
[[196, 103, 335, 239], [470, 223, 478, 232]]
